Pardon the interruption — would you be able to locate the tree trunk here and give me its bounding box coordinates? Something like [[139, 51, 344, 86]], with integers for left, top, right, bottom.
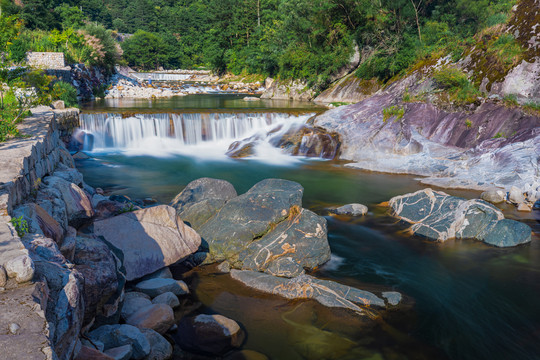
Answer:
[[410, 0, 423, 43]]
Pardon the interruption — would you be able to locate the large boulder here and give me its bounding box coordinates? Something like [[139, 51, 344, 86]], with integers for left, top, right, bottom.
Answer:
[[230, 270, 388, 314], [389, 188, 532, 246], [5, 254, 35, 283], [13, 203, 64, 243], [73, 235, 125, 325], [88, 324, 151, 360], [41, 176, 94, 229], [239, 208, 329, 277], [171, 177, 238, 229], [121, 292, 152, 321], [93, 205, 201, 281], [173, 178, 331, 276], [177, 314, 245, 355]]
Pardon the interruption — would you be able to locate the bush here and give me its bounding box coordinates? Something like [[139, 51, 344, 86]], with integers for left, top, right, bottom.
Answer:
[[52, 81, 78, 107], [433, 67, 481, 105]]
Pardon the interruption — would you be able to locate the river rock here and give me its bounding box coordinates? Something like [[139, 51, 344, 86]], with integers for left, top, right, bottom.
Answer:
[[230, 270, 387, 314], [482, 219, 532, 247], [139, 267, 173, 282], [480, 190, 506, 204], [93, 205, 201, 281], [74, 236, 124, 325], [196, 179, 304, 262], [88, 324, 151, 359], [52, 100, 65, 109], [140, 328, 173, 360], [152, 292, 180, 309], [171, 177, 238, 229], [269, 124, 341, 159], [41, 176, 95, 228], [104, 345, 132, 360], [508, 186, 525, 204], [389, 188, 532, 246], [331, 203, 368, 216], [76, 346, 115, 360], [126, 304, 175, 334], [239, 208, 330, 277], [12, 203, 64, 243], [134, 278, 190, 298], [5, 254, 35, 283], [177, 314, 245, 355], [121, 294, 152, 321]]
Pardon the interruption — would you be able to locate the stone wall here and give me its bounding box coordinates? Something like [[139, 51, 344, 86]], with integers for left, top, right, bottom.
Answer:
[[27, 52, 67, 69], [0, 107, 83, 360]]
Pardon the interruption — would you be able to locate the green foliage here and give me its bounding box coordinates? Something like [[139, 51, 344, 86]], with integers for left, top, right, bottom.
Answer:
[[10, 216, 28, 237], [486, 33, 524, 67], [55, 4, 86, 30], [493, 132, 506, 139], [503, 94, 519, 106], [51, 81, 78, 107], [465, 119, 473, 128], [433, 67, 481, 105], [121, 30, 167, 70], [382, 106, 405, 122]]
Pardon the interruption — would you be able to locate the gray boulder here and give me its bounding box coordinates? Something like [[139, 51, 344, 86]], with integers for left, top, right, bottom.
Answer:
[[134, 278, 189, 298], [173, 178, 331, 276], [140, 328, 173, 360], [331, 203, 368, 216], [41, 175, 95, 228], [482, 219, 532, 247], [152, 292, 180, 309], [239, 209, 329, 278], [230, 270, 388, 314], [177, 314, 245, 355], [73, 236, 125, 325], [121, 293, 152, 321], [93, 205, 201, 281], [171, 177, 238, 229], [125, 304, 175, 334], [389, 188, 531, 246], [88, 324, 151, 360], [508, 186, 525, 204], [13, 203, 64, 243]]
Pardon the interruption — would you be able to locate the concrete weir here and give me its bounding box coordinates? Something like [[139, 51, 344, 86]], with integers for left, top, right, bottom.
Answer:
[[0, 107, 80, 360]]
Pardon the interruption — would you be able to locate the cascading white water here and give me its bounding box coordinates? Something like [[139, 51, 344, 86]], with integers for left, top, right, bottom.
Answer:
[[79, 112, 314, 157]]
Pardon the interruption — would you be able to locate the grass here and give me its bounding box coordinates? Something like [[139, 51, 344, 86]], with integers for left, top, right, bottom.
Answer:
[[330, 102, 352, 107], [382, 106, 405, 122]]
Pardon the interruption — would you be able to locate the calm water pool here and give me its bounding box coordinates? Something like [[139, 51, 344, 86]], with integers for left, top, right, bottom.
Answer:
[[78, 95, 540, 360]]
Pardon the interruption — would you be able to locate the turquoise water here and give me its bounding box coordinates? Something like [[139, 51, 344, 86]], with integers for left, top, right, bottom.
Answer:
[[78, 95, 540, 360]]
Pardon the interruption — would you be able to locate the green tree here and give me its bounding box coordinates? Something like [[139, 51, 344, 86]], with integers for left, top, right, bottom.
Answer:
[[121, 30, 167, 70], [55, 4, 86, 30]]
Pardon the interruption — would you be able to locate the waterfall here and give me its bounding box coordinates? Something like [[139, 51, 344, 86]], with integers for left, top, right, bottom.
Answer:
[[79, 112, 314, 156]]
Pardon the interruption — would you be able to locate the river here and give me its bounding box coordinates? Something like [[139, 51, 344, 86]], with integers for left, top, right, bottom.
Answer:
[[77, 94, 540, 360]]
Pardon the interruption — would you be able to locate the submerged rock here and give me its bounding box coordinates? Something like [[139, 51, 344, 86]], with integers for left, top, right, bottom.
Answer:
[[177, 314, 245, 355], [389, 188, 532, 247], [93, 205, 201, 281], [230, 270, 388, 314], [480, 190, 506, 204], [331, 203, 368, 216]]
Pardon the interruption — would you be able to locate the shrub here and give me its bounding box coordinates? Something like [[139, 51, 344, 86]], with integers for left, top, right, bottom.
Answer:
[[433, 67, 481, 105], [10, 216, 28, 237], [52, 81, 78, 107]]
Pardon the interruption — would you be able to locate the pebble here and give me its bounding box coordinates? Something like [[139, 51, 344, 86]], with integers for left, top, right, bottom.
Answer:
[[9, 323, 20, 335]]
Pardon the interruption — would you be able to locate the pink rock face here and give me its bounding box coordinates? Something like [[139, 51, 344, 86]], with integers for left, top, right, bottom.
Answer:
[[125, 304, 175, 334], [93, 205, 201, 281]]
